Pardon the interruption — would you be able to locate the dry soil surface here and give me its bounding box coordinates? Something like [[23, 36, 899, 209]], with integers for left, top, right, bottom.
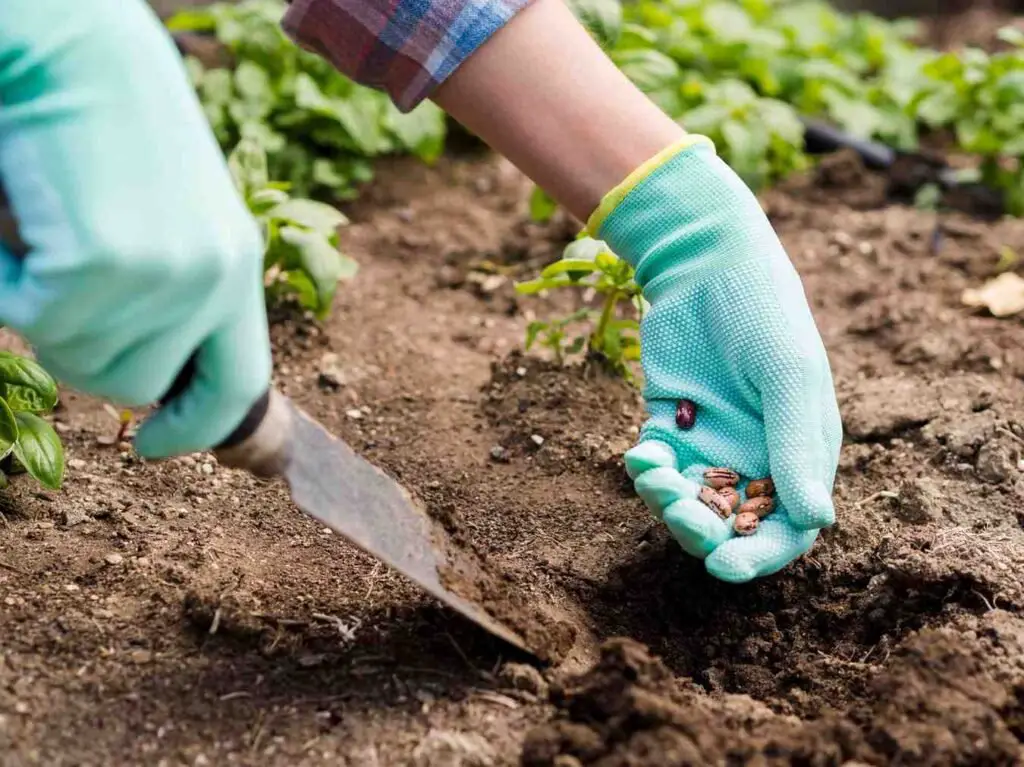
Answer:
[[3, 148, 1024, 766]]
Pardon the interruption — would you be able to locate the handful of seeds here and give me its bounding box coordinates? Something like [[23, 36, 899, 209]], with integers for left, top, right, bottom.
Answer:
[[700, 469, 776, 535]]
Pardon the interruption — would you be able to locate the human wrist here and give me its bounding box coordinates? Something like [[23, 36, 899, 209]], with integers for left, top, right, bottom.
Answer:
[[586, 137, 778, 296]]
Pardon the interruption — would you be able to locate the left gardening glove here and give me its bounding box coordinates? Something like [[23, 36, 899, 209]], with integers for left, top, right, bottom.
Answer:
[[587, 135, 842, 583], [0, 0, 271, 458]]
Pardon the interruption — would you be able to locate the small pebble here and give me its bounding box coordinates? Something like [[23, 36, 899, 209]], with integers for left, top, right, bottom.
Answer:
[[67, 458, 87, 472], [104, 553, 124, 566], [490, 445, 510, 462], [61, 507, 90, 528], [345, 409, 364, 420], [530, 434, 545, 446], [515, 367, 527, 377]]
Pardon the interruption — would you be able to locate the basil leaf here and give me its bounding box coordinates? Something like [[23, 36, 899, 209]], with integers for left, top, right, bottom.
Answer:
[[13, 412, 64, 490], [0, 353, 58, 413]]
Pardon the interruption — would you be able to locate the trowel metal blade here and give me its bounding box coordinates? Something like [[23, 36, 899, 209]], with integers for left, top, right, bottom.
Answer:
[[280, 400, 530, 653]]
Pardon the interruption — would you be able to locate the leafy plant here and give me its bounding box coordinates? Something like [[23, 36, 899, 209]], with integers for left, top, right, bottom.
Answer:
[[0, 352, 63, 490], [228, 139, 358, 318], [516, 237, 643, 380], [557, 0, 1024, 216], [910, 29, 1024, 214], [168, 0, 446, 200]]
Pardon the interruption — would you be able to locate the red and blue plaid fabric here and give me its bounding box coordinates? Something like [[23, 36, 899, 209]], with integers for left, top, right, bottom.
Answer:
[[282, 0, 532, 112]]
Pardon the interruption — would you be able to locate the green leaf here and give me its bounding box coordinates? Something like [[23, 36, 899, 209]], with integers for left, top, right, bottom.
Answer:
[[612, 49, 681, 92], [165, 8, 218, 32], [566, 336, 587, 355], [565, 0, 624, 48], [235, 60, 273, 104], [525, 321, 548, 350], [0, 353, 58, 413], [270, 199, 349, 235], [562, 237, 610, 263], [540, 260, 600, 279], [997, 26, 1024, 48], [12, 412, 63, 490], [514, 277, 575, 295], [385, 101, 447, 163], [228, 138, 270, 195], [0, 398, 18, 462], [278, 226, 357, 317], [529, 187, 558, 222], [248, 187, 291, 215], [199, 68, 234, 106]]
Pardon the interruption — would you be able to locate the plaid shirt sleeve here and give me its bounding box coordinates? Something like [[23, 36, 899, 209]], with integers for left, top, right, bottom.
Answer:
[[281, 0, 533, 113]]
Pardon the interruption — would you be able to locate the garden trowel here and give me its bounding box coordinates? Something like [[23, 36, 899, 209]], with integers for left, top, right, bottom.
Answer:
[[0, 188, 531, 656], [165, 364, 532, 654]]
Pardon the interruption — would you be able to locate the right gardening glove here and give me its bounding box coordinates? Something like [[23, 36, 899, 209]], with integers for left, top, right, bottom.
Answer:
[[587, 135, 843, 583]]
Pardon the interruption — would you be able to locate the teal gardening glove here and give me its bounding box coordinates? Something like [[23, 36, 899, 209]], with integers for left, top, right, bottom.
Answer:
[[587, 136, 842, 583], [0, 0, 271, 457]]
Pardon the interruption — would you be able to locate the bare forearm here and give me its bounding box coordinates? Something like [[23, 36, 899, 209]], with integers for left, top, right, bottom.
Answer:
[[432, 0, 684, 222]]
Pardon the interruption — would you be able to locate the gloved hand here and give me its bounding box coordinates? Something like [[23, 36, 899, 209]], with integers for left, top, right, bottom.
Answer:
[[587, 136, 842, 583], [0, 0, 271, 458]]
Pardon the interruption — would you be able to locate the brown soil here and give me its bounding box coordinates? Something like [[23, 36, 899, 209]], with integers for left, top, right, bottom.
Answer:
[[4, 144, 1024, 765]]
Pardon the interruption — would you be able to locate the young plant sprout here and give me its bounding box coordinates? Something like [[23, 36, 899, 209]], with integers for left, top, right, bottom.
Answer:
[[516, 236, 645, 381]]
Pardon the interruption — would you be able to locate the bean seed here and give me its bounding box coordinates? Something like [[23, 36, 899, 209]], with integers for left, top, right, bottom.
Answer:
[[699, 486, 733, 519], [738, 496, 775, 518], [746, 478, 775, 498], [733, 511, 759, 535], [718, 486, 741, 512], [675, 399, 697, 430], [703, 467, 740, 489]]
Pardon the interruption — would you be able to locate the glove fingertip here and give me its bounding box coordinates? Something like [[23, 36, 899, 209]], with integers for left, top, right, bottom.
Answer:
[[705, 555, 757, 584], [624, 440, 677, 479], [634, 467, 699, 520], [780, 479, 835, 530], [132, 411, 184, 460]]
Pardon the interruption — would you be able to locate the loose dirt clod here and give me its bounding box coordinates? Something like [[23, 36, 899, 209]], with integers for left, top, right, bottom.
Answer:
[[498, 662, 549, 698], [9, 128, 1024, 764]]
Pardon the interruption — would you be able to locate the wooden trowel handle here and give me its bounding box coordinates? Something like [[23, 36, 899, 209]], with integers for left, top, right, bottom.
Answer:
[[160, 358, 294, 479]]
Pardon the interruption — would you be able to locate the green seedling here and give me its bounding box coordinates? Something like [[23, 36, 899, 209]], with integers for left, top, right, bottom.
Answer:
[[516, 237, 644, 381], [568, 0, 1024, 214], [169, 0, 446, 201], [228, 139, 358, 318], [0, 352, 64, 490]]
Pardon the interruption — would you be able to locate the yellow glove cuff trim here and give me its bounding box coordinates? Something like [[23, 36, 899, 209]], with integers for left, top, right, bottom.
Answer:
[[584, 134, 716, 239]]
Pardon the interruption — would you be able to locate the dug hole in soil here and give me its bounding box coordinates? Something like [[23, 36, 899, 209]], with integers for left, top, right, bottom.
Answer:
[[4, 142, 1024, 764]]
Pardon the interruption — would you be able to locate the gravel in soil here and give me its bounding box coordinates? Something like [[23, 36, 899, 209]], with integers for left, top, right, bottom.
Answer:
[[3, 144, 1024, 765]]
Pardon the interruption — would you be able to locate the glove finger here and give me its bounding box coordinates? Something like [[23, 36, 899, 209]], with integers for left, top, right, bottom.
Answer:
[[821, 368, 843, 486], [634, 466, 701, 521], [663, 498, 732, 559], [0, 242, 46, 332], [705, 514, 818, 583], [762, 362, 835, 530], [624, 439, 677, 480], [134, 292, 271, 459]]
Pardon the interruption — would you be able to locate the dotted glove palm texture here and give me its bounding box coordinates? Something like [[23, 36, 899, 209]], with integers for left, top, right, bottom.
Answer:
[[589, 138, 842, 583], [0, 0, 271, 458]]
